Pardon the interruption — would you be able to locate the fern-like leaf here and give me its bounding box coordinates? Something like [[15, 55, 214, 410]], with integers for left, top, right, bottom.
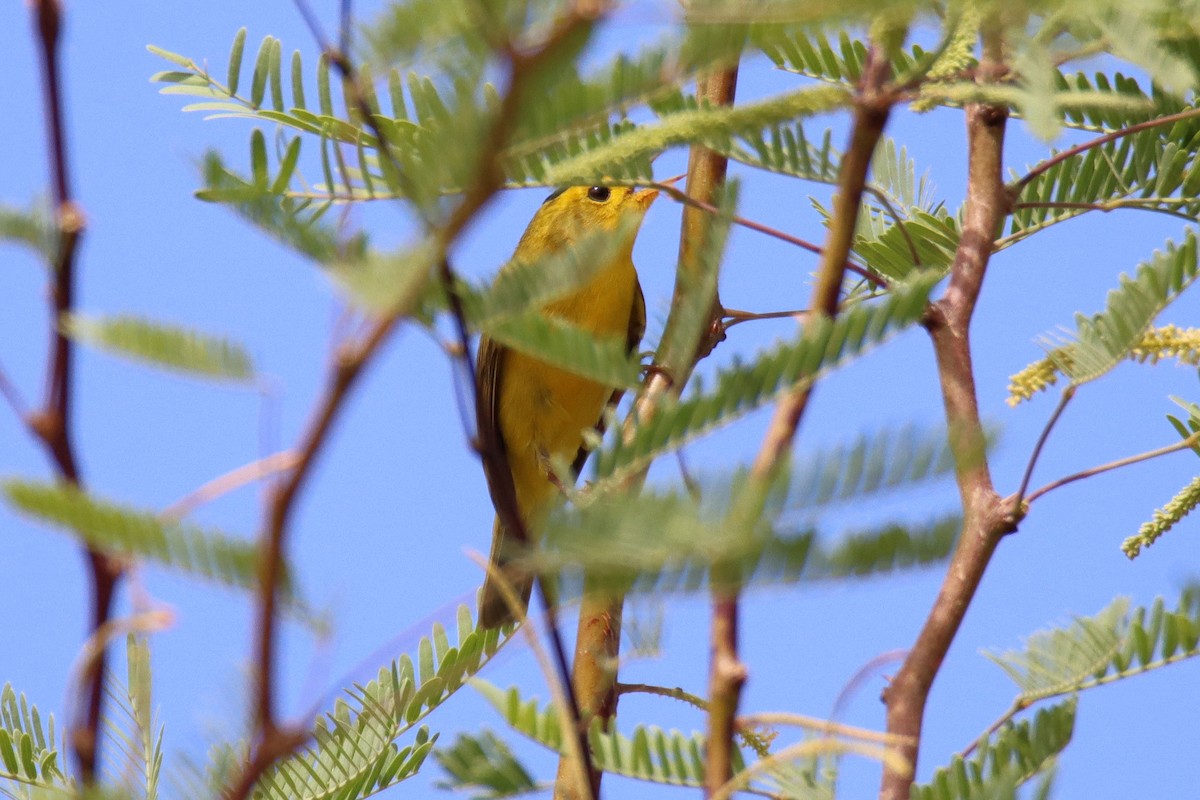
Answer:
[[987, 590, 1200, 703], [1033, 231, 1200, 390], [985, 599, 1127, 702], [474, 681, 743, 787], [253, 605, 513, 800], [912, 699, 1074, 800], [434, 730, 540, 800], [2, 480, 288, 597], [0, 684, 67, 791], [1005, 119, 1200, 248], [64, 314, 255, 383], [0, 201, 57, 264], [538, 84, 851, 186]]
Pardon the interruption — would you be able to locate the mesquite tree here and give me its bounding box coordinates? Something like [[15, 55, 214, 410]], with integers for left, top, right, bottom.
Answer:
[[4, 1, 1200, 799]]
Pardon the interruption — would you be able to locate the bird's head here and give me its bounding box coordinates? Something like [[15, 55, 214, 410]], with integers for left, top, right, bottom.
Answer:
[[516, 185, 660, 256]]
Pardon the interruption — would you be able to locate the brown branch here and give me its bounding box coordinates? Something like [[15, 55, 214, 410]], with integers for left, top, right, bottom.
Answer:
[[1015, 386, 1075, 503], [705, 43, 896, 799], [1022, 430, 1200, 506], [879, 25, 1015, 800], [26, 0, 124, 783], [650, 181, 888, 290]]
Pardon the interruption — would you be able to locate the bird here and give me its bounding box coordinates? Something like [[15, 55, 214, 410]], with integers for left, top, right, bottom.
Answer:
[[476, 184, 657, 629]]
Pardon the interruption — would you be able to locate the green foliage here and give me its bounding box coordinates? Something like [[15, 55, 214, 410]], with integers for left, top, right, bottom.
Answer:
[[755, 26, 948, 87], [102, 637, 164, 800], [483, 313, 640, 390], [538, 85, 851, 187], [912, 699, 1074, 800], [592, 274, 939, 485], [64, 314, 255, 383], [474, 681, 744, 787], [1027, 231, 1200, 390], [986, 590, 1200, 703], [1005, 115, 1200, 249], [0, 684, 66, 793], [529, 424, 963, 594], [434, 730, 539, 799], [2, 480, 286, 597], [0, 201, 57, 264], [252, 605, 512, 800]]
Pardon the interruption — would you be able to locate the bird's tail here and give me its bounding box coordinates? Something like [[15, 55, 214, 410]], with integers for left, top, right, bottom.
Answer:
[[478, 516, 534, 629]]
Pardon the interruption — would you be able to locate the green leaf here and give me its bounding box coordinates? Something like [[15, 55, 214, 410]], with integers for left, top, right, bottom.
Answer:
[[3, 480, 287, 597], [985, 599, 1128, 702], [0, 201, 57, 264], [0, 683, 66, 790], [540, 84, 851, 186], [250, 35, 274, 108], [982, 589, 1200, 708], [434, 730, 538, 800], [483, 313, 640, 390], [226, 27, 247, 97], [63, 313, 255, 383], [913, 699, 1074, 800], [253, 605, 514, 800], [197, 150, 365, 266], [475, 681, 740, 787], [146, 44, 193, 68], [1042, 231, 1200, 388]]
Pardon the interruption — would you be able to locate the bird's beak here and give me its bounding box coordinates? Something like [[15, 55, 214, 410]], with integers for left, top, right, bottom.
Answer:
[[634, 187, 660, 209], [634, 172, 685, 209]]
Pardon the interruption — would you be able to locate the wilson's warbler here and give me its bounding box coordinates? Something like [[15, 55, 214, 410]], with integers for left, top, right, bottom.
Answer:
[[477, 184, 657, 628]]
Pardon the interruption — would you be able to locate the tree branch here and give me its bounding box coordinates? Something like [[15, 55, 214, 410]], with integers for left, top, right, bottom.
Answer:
[[26, 0, 124, 782], [706, 42, 896, 798], [879, 24, 1015, 800], [1022, 430, 1200, 506], [1015, 385, 1075, 502]]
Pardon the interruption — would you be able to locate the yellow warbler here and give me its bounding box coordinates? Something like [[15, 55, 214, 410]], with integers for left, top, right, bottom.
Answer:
[[477, 184, 658, 628]]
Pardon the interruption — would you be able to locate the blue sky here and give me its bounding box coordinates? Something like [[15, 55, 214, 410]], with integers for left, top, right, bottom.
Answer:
[[3, 2, 1199, 798]]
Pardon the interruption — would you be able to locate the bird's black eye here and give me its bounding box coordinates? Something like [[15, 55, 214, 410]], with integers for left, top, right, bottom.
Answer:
[[586, 186, 611, 202]]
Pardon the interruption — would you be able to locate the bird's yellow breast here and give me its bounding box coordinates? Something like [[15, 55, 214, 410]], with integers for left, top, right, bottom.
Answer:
[[497, 254, 638, 518]]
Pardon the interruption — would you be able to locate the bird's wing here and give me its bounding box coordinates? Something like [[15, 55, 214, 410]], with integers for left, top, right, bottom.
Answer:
[[569, 278, 646, 477], [476, 334, 511, 509]]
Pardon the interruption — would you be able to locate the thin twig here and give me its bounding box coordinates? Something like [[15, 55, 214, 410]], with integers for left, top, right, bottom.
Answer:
[[650, 182, 888, 290], [27, 0, 123, 782], [879, 22, 1015, 800], [1012, 200, 1200, 224], [738, 712, 914, 746], [1015, 386, 1075, 503], [711, 738, 906, 800], [958, 700, 1024, 758], [0, 361, 30, 420], [1022, 430, 1200, 506], [467, 551, 592, 796], [1010, 106, 1200, 194], [722, 308, 809, 327], [161, 451, 302, 521], [228, 313, 403, 800]]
